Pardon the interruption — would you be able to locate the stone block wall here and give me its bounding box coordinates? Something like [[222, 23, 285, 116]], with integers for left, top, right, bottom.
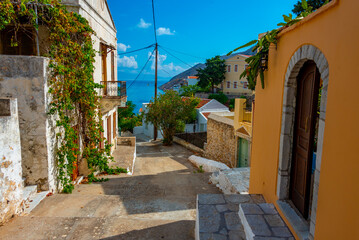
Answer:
[[0, 55, 57, 191], [0, 98, 24, 224], [205, 117, 236, 168]]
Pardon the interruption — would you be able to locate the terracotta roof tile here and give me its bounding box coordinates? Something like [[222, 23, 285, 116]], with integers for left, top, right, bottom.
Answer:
[[202, 112, 211, 120]]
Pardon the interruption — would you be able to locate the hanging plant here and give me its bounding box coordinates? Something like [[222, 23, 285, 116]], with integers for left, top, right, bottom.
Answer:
[[0, 0, 125, 193], [228, 0, 328, 90]]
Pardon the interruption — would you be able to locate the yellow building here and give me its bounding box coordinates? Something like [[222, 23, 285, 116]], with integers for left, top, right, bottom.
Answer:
[[221, 54, 253, 96], [248, 0, 359, 239]]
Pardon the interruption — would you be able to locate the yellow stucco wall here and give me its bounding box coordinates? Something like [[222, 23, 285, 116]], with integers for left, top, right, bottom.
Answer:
[[249, 0, 359, 239], [222, 55, 253, 95]]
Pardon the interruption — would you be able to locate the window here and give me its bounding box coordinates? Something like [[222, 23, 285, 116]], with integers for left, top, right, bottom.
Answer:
[[227, 82, 230, 88], [243, 82, 248, 89], [1, 27, 36, 55], [244, 64, 249, 71], [234, 82, 237, 88], [113, 112, 116, 139], [227, 65, 231, 72], [234, 65, 238, 72]]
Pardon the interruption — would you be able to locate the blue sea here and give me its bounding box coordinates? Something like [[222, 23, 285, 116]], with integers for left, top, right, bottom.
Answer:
[[126, 80, 166, 114]]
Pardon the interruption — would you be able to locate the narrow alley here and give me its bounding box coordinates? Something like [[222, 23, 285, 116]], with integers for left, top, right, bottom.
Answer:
[[0, 137, 220, 239]]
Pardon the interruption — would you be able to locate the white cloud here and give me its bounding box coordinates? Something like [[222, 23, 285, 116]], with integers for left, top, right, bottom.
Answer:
[[156, 27, 175, 36], [147, 51, 184, 76], [117, 43, 131, 52], [118, 56, 138, 69], [137, 18, 151, 29]]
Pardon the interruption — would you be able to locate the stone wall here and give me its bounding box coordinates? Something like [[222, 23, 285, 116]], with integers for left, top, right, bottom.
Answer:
[[0, 98, 24, 224], [0, 55, 57, 191], [205, 116, 236, 168]]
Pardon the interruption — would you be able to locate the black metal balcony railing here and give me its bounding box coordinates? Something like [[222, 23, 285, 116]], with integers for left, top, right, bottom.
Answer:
[[100, 81, 126, 98]]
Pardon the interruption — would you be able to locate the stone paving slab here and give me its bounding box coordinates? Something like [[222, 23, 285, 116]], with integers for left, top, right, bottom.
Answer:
[[238, 203, 294, 240], [196, 194, 265, 240]]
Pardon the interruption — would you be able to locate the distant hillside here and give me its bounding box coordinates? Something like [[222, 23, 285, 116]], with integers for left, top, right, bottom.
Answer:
[[159, 48, 255, 91], [159, 63, 205, 91]]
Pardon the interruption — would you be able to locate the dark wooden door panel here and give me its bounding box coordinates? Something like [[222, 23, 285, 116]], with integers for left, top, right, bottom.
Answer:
[[107, 116, 111, 144], [290, 61, 320, 219]]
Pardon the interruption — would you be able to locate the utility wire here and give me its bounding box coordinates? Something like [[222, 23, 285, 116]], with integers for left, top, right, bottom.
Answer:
[[127, 48, 156, 90], [118, 44, 155, 56], [159, 46, 194, 69], [160, 45, 205, 60], [151, 0, 158, 44]]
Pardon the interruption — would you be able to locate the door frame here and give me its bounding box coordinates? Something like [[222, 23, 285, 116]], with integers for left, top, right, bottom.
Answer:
[[277, 45, 329, 239], [289, 61, 320, 219]]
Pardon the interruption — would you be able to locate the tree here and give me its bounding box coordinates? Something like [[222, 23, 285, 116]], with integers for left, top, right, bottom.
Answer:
[[292, 0, 330, 15], [145, 90, 199, 145], [196, 56, 226, 93], [179, 84, 200, 97], [118, 101, 142, 133], [208, 93, 228, 105]]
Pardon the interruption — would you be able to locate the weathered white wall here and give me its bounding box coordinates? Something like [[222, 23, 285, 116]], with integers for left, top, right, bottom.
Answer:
[[63, 0, 118, 85], [63, 0, 121, 148], [102, 107, 117, 153], [0, 55, 57, 191], [0, 98, 24, 224]]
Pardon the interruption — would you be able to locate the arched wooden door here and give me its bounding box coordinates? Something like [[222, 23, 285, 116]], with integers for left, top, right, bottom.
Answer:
[[290, 61, 320, 219]]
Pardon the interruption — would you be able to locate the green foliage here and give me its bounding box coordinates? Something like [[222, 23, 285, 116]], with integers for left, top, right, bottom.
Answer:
[[118, 101, 142, 133], [145, 90, 200, 145], [292, 0, 330, 15], [196, 56, 226, 93], [0, 0, 119, 193], [179, 84, 200, 97], [228, 0, 315, 90], [175, 120, 186, 133], [229, 99, 235, 110], [194, 165, 204, 173], [208, 93, 228, 105]]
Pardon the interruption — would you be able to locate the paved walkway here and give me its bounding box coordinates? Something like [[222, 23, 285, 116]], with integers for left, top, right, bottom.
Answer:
[[0, 137, 220, 239]]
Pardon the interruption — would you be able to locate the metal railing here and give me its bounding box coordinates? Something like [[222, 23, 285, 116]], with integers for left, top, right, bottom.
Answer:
[[100, 81, 126, 98], [175, 132, 207, 149]]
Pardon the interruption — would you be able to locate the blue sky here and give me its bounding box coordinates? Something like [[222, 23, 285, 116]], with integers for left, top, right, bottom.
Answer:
[[107, 0, 297, 82]]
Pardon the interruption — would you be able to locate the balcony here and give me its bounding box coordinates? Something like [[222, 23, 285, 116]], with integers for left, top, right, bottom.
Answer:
[[99, 81, 127, 113], [100, 81, 126, 98]]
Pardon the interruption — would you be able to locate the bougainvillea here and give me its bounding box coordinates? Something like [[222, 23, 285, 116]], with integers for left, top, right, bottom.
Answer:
[[0, 0, 119, 193]]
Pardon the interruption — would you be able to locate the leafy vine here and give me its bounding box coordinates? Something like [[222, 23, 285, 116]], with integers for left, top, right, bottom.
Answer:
[[0, 0, 122, 193], [228, 0, 328, 90]]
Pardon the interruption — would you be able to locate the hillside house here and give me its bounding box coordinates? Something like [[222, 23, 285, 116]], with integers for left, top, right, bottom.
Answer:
[[219, 53, 253, 96], [205, 99, 252, 168], [0, 0, 125, 223], [185, 98, 230, 133]]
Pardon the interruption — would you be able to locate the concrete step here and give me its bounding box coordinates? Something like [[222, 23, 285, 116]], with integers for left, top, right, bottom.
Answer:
[[195, 193, 265, 240], [238, 203, 294, 240], [22, 185, 37, 201], [24, 191, 50, 214]]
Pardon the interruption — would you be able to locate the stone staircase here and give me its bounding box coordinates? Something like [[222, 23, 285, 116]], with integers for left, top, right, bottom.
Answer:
[[196, 194, 294, 240]]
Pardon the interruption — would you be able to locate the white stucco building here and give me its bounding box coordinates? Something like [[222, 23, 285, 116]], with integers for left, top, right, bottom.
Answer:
[[0, 0, 125, 208]]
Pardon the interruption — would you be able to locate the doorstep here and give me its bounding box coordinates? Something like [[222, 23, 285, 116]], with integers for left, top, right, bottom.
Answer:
[[195, 193, 265, 240], [238, 203, 294, 240]]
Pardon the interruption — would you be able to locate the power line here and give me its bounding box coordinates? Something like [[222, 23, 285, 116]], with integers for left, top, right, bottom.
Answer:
[[118, 44, 155, 56], [151, 0, 157, 44], [160, 45, 205, 60], [159, 46, 194, 69], [127, 47, 156, 90]]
